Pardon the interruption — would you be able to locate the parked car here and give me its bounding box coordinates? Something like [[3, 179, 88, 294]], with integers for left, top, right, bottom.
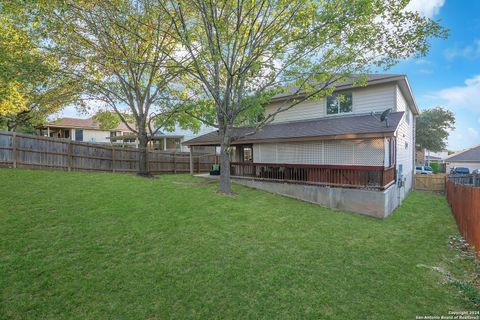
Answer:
[[450, 167, 470, 174], [416, 165, 433, 174], [472, 169, 480, 175]]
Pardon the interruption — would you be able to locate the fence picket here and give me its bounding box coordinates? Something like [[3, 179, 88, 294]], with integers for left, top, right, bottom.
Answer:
[[446, 178, 480, 259], [0, 131, 218, 174]]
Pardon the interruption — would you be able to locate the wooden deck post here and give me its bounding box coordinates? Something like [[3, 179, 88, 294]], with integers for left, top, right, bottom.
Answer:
[[11, 133, 17, 168], [189, 147, 194, 175]]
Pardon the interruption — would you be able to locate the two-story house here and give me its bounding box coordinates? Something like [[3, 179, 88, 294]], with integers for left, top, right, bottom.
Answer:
[[184, 74, 418, 218]]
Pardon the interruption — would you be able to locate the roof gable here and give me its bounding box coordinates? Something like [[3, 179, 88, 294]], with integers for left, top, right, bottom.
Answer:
[[270, 74, 419, 115]]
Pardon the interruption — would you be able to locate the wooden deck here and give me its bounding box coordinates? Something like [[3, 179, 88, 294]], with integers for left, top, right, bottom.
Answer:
[[230, 162, 396, 190]]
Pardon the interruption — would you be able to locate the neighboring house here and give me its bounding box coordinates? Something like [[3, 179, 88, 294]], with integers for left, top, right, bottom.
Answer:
[[416, 148, 448, 164], [38, 117, 184, 151], [446, 145, 480, 173], [184, 74, 418, 218]]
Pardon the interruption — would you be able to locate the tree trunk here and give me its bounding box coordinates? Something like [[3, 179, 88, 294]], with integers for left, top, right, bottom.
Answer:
[[138, 130, 149, 176], [7, 120, 15, 131], [219, 134, 233, 194]]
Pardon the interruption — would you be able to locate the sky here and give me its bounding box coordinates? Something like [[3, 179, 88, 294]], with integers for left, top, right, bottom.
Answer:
[[57, 0, 480, 151], [390, 0, 480, 150]]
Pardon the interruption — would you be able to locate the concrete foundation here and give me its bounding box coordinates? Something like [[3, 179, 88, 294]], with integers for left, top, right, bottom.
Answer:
[[198, 174, 409, 218]]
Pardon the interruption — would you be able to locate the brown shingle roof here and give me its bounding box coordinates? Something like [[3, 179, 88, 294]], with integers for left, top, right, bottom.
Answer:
[[184, 112, 404, 146], [447, 145, 480, 162], [45, 117, 133, 131]]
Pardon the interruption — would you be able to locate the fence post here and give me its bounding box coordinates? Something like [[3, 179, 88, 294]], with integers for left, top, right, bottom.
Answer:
[[196, 156, 200, 173], [189, 148, 194, 175], [173, 152, 177, 174], [112, 147, 116, 173], [67, 141, 72, 171], [146, 149, 149, 173], [11, 132, 17, 168]]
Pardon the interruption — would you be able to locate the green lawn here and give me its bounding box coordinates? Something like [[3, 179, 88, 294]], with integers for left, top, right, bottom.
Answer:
[[0, 169, 476, 319]]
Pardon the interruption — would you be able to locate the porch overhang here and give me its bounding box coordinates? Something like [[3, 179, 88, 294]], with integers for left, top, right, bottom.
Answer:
[[108, 134, 184, 141], [184, 131, 395, 147]]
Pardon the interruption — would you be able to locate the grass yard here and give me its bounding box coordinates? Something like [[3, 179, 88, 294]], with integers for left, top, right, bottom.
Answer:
[[0, 169, 477, 319]]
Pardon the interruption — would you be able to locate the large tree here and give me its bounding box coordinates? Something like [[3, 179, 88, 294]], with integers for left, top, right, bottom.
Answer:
[[157, 0, 447, 193], [0, 4, 80, 130], [416, 107, 455, 152], [30, 0, 198, 175]]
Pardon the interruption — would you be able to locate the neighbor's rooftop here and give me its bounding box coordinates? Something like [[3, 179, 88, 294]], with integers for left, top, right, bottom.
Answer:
[[446, 145, 480, 162], [41, 117, 132, 132]]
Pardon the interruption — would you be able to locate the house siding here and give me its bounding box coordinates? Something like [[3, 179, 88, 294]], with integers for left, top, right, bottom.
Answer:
[[264, 99, 326, 123], [394, 112, 415, 201], [353, 83, 396, 114], [446, 161, 480, 172], [82, 130, 111, 143], [264, 83, 397, 124], [396, 85, 408, 112]]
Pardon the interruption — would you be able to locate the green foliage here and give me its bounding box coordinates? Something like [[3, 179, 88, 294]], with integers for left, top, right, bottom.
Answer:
[[0, 169, 476, 318], [444, 236, 480, 308], [416, 107, 456, 152], [429, 162, 441, 173], [166, 0, 447, 127], [92, 111, 122, 130], [160, 0, 447, 191], [0, 2, 81, 130]]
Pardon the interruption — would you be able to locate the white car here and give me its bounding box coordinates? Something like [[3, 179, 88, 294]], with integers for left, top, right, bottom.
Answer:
[[416, 165, 433, 174]]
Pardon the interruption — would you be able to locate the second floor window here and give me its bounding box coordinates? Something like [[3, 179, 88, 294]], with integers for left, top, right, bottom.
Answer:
[[327, 92, 353, 115]]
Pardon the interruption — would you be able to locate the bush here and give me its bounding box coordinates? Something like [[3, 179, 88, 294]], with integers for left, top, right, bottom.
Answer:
[[429, 162, 441, 173]]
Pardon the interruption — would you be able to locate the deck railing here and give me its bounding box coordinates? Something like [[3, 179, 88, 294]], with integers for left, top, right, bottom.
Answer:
[[230, 162, 396, 189]]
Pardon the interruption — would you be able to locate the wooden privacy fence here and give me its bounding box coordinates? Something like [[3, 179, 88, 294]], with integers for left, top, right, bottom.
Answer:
[[446, 178, 480, 259], [0, 131, 218, 173], [414, 174, 446, 192]]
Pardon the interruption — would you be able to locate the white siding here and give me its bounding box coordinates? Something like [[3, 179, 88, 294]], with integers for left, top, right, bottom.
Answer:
[[446, 162, 480, 172], [264, 83, 397, 123], [353, 83, 396, 114], [395, 113, 415, 198], [264, 99, 325, 123], [395, 85, 408, 112], [253, 139, 385, 166], [83, 130, 111, 143]]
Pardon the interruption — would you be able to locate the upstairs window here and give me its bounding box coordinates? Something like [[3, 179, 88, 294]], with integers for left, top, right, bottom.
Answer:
[[327, 92, 353, 115]]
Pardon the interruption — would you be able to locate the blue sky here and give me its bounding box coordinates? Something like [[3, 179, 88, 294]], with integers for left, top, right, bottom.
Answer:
[[390, 0, 480, 150], [58, 0, 479, 151]]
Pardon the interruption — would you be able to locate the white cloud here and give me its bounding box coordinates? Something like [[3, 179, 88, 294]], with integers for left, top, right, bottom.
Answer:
[[434, 75, 480, 112], [417, 68, 433, 75], [444, 39, 480, 61], [414, 59, 432, 65], [405, 0, 445, 18], [467, 127, 479, 140]]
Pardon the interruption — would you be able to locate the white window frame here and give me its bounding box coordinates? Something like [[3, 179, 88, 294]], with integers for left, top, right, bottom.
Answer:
[[325, 91, 353, 116]]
